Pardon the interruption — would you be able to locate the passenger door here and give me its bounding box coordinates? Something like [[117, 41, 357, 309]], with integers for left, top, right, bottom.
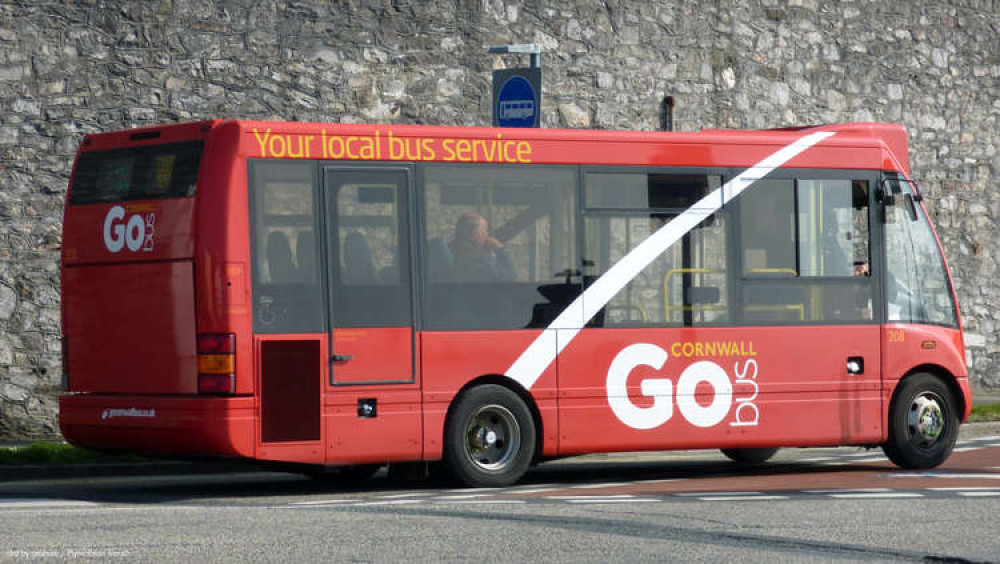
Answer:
[[321, 167, 421, 464], [735, 173, 882, 445]]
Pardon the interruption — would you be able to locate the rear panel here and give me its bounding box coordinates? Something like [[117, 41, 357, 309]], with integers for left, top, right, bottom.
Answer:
[[63, 261, 197, 394], [61, 122, 215, 395]]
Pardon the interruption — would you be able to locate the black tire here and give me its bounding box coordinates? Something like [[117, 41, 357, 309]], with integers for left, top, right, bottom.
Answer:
[[882, 373, 959, 469], [443, 384, 536, 487], [307, 464, 383, 482], [720, 447, 779, 464]]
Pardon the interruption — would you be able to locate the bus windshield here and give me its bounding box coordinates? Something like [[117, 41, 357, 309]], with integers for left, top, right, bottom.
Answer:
[[69, 141, 204, 205], [883, 177, 958, 327]]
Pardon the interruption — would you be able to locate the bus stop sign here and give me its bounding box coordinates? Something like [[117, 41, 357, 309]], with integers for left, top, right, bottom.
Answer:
[[493, 67, 541, 128]]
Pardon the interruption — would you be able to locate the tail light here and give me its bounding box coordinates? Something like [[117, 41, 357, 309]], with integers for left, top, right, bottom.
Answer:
[[198, 333, 235, 394]]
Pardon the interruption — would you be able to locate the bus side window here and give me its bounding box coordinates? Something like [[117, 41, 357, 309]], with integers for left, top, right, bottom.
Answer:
[[421, 165, 577, 331], [583, 172, 727, 328], [249, 161, 324, 333], [739, 178, 873, 324]]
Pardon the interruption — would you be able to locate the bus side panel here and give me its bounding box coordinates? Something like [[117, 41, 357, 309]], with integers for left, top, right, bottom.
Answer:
[[323, 389, 423, 464], [420, 330, 560, 460], [881, 324, 970, 421], [557, 326, 882, 455]]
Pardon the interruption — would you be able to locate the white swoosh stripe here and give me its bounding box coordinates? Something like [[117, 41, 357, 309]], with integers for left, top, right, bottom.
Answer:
[[506, 131, 836, 391]]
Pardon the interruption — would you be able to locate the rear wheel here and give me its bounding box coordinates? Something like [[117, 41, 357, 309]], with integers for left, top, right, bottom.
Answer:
[[443, 384, 535, 487], [721, 447, 779, 464], [882, 373, 959, 469]]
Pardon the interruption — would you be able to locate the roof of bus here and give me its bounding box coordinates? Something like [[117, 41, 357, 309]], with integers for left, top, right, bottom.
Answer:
[[80, 120, 911, 176]]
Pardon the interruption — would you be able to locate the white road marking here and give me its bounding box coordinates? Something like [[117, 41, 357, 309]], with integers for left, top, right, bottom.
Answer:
[[444, 487, 501, 493], [435, 499, 526, 505], [544, 494, 634, 500], [0, 499, 100, 509], [503, 483, 559, 492], [837, 457, 888, 463], [432, 494, 494, 501], [292, 499, 362, 506], [674, 491, 762, 497], [570, 482, 630, 489], [697, 495, 789, 501], [375, 493, 428, 499], [888, 472, 1000, 480], [829, 492, 924, 499], [956, 491, 1000, 497], [803, 488, 891, 494], [928, 487, 1000, 491], [566, 498, 660, 504], [504, 487, 562, 494], [350, 499, 426, 507]]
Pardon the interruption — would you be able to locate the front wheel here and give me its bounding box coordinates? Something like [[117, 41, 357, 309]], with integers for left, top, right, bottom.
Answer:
[[443, 384, 536, 487], [882, 373, 959, 469], [721, 447, 779, 464]]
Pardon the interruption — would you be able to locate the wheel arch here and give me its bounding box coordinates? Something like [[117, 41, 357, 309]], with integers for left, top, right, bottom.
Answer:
[[888, 364, 967, 423], [444, 374, 545, 462]]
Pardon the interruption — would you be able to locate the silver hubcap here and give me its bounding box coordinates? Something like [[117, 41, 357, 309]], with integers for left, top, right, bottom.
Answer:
[[908, 392, 945, 446], [464, 404, 520, 472]]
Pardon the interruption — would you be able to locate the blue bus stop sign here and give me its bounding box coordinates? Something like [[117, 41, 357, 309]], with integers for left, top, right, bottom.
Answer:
[[493, 68, 541, 128]]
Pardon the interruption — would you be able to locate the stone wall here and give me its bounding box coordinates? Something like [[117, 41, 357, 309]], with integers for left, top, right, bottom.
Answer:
[[0, 0, 996, 438]]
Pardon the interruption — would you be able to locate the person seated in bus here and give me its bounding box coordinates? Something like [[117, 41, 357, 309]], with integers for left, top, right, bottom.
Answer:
[[449, 211, 517, 282], [266, 231, 296, 283], [342, 231, 379, 285]]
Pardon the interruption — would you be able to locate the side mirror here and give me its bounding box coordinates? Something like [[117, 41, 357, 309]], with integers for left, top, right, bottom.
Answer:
[[903, 194, 919, 222]]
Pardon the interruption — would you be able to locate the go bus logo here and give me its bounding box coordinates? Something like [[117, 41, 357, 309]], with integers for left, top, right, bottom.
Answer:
[[103, 205, 155, 253], [606, 343, 760, 430]]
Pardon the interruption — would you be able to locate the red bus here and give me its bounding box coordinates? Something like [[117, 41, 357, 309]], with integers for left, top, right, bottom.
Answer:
[[59, 120, 971, 486]]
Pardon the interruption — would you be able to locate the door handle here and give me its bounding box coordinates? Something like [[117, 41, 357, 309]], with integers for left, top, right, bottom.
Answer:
[[332, 354, 354, 363]]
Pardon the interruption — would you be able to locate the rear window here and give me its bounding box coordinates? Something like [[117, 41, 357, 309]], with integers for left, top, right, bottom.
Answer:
[[69, 141, 204, 205]]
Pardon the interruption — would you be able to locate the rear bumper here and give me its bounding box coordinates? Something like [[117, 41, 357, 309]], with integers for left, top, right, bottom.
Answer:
[[59, 394, 255, 458]]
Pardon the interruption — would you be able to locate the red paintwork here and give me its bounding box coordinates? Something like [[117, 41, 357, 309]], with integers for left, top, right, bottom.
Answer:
[[59, 394, 254, 457], [881, 324, 970, 422], [61, 199, 195, 265], [62, 261, 197, 394], [556, 326, 881, 454], [332, 327, 413, 384], [58, 120, 970, 469]]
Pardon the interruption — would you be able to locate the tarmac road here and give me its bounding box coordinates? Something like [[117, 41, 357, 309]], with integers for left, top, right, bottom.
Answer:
[[0, 424, 998, 562]]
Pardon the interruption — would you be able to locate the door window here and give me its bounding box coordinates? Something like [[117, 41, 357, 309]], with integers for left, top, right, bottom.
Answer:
[[325, 169, 412, 328]]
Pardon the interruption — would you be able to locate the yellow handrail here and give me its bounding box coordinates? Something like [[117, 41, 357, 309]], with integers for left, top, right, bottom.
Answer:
[[746, 268, 799, 276]]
